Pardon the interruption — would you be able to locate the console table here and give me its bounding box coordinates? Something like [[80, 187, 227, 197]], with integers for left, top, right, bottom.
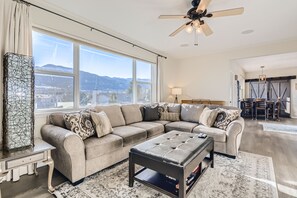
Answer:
[[182, 99, 225, 106], [0, 138, 55, 197]]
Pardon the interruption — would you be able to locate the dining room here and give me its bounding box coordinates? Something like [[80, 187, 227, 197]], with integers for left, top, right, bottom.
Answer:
[[232, 52, 297, 121]]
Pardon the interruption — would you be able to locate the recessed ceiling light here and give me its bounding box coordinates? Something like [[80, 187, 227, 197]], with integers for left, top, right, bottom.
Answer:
[[241, 29, 254, 35], [180, 44, 189, 47]]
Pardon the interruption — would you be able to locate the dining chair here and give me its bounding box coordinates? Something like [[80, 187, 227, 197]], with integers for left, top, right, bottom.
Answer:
[[241, 98, 254, 119], [255, 98, 267, 120], [274, 101, 281, 121]]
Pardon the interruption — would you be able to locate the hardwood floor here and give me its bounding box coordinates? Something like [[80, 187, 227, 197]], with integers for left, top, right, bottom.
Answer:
[[240, 118, 297, 198], [1, 118, 297, 198]]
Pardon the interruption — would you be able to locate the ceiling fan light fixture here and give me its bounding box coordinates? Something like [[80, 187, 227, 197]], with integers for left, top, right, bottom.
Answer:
[[185, 25, 193, 33], [196, 27, 201, 33], [193, 20, 200, 28]]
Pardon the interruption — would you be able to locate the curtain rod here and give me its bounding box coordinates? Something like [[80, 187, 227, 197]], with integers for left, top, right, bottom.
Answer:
[[19, 0, 167, 59]]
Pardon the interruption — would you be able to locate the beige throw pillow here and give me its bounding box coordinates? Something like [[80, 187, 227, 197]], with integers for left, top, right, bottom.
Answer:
[[91, 111, 113, 138], [199, 107, 219, 127], [160, 112, 180, 121]]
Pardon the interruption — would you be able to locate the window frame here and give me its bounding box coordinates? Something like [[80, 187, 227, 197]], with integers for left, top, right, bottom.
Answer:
[[33, 28, 157, 113]]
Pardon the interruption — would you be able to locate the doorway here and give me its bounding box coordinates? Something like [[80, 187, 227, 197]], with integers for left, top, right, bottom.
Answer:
[[247, 79, 291, 117]]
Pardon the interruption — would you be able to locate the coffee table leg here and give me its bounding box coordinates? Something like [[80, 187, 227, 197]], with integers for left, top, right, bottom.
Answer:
[[129, 153, 134, 187], [178, 171, 186, 198], [210, 149, 214, 168]]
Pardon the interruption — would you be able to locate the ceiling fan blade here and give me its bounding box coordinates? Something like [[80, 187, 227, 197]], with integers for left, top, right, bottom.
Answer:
[[200, 22, 213, 36], [196, 0, 212, 12], [210, 7, 244, 18], [169, 22, 191, 37], [159, 15, 187, 19]]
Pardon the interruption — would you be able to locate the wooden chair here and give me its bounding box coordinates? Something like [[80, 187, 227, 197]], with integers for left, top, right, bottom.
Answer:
[[266, 101, 275, 120], [240, 98, 254, 119], [274, 101, 281, 121], [255, 98, 267, 120]]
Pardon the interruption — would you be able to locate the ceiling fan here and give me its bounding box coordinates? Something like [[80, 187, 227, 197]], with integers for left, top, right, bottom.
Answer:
[[159, 0, 244, 37]]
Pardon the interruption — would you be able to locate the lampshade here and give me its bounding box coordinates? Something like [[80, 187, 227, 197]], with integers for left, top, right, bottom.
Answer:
[[172, 88, 182, 95]]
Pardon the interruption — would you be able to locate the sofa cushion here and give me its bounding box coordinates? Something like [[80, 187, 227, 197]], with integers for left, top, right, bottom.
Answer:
[[95, 105, 125, 127], [112, 126, 147, 146], [193, 125, 226, 142], [63, 111, 95, 140], [84, 134, 123, 160], [129, 122, 164, 138], [213, 108, 240, 130], [143, 105, 160, 121], [167, 103, 181, 113], [90, 111, 113, 138], [158, 102, 169, 112], [165, 121, 198, 132], [181, 104, 205, 123], [160, 112, 180, 121], [49, 112, 66, 128], [152, 120, 172, 125], [121, 104, 143, 124], [199, 107, 219, 127]]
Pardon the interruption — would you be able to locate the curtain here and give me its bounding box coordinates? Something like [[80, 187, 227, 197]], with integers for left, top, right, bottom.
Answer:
[[5, 0, 32, 55], [156, 56, 164, 102], [0, 0, 33, 182]]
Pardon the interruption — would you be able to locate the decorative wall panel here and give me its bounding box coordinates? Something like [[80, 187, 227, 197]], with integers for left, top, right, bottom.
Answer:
[[3, 53, 34, 150]]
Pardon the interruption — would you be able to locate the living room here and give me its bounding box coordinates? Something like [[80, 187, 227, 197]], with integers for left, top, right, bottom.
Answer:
[[0, 0, 297, 198]]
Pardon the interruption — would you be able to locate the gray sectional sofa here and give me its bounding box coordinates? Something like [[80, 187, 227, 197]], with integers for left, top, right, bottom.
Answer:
[[41, 103, 244, 183]]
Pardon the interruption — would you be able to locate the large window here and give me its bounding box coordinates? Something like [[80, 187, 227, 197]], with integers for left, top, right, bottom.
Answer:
[[136, 60, 152, 103], [80, 45, 133, 106], [33, 31, 74, 110], [32, 30, 157, 111]]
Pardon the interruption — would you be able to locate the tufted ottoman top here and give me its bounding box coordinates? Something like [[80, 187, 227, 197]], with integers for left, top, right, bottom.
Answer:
[[130, 130, 212, 166]]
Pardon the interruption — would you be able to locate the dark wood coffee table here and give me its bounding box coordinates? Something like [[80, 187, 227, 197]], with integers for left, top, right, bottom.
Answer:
[[129, 130, 214, 198]]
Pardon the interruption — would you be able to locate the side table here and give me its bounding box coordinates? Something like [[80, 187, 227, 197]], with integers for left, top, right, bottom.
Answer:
[[0, 138, 55, 197]]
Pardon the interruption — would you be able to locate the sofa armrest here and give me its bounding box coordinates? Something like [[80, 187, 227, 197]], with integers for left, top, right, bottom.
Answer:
[[225, 117, 245, 156], [41, 125, 85, 183]]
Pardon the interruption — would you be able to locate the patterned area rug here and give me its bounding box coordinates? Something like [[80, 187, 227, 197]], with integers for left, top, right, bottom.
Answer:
[[53, 152, 278, 198], [261, 122, 297, 134]]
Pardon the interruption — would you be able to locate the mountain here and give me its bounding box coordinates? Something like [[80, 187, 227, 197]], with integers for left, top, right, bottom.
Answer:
[[35, 64, 133, 91]]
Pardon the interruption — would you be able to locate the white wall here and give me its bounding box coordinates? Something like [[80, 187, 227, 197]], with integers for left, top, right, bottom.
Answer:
[[162, 39, 297, 107], [245, 67, 297, 79], [245, 67, 297, 118], [160, 58, 179, 103]]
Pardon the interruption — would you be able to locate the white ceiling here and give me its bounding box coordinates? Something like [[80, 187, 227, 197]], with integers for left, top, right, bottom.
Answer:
[[234, 52, 297, 72], [36, 0, 297, 59]]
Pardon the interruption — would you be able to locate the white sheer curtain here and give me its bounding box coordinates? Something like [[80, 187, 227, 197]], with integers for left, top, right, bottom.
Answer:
[[0, 0, 33, 182], [156, 56, 164, 102]]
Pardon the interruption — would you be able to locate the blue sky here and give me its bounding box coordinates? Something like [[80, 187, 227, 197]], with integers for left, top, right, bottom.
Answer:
[[32, 31, 152, 79]]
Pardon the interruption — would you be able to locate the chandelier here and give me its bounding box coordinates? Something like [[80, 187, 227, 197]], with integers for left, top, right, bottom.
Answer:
[[259, 66, 266, 82]]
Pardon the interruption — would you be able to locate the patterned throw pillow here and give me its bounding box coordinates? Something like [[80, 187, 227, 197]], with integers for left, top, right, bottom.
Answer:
[[90, 111, 113, 138], [64, 111, 95, 140], [213, 108, 240, 130], [160, 112, 180, 121]]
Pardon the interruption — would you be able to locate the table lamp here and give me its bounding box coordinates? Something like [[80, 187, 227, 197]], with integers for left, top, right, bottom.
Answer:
[[172, 88, 182, 103]]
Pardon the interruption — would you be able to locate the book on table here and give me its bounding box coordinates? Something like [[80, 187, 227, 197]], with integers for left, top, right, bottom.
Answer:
[[173, 164, 202, 190]]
